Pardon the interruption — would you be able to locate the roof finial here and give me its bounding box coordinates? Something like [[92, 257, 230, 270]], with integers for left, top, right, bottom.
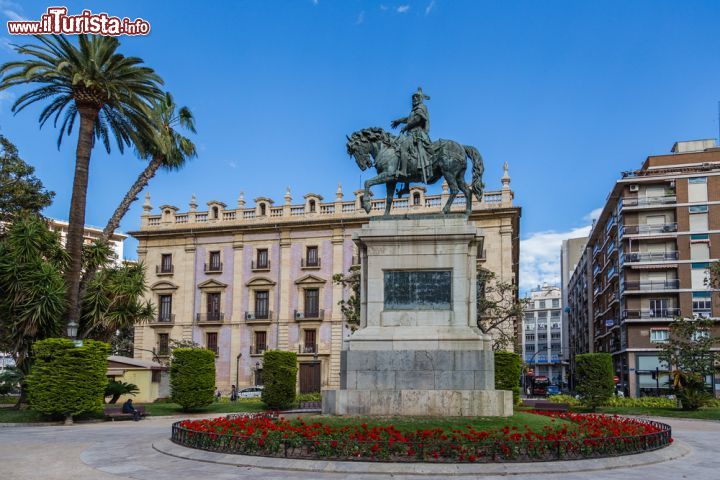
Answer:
[[284, 186, 292, 205], [189, 194, 198, 212], [336, 182, 343, 200], [142, 192, 152, 214], [502, 161, 511, 189], [237, 191, 245, 209]]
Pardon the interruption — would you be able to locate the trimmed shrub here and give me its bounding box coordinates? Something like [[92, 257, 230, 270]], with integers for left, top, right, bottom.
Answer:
[[26, 338, 109, 420], [603, 396, 675, 408], [547, 394, 580, 406], [261, 350, 297, 409], [494, 351, 521, 405], [170, 347, 215, 411], [575, 353, 614, 411]]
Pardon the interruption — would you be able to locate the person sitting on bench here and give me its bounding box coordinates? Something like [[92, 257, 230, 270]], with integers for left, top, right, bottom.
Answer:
[[122, 398, 141, 421]]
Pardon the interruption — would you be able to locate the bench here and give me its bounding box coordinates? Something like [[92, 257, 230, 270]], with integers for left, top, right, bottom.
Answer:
[[299, 401, 321, 410], [105, 405, 148, 421], [530, 401, 570, 412]]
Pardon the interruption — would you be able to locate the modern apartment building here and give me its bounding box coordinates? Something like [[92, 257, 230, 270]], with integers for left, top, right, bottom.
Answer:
[[522, 284, 565, 385], [48, 218, 127, 264], [560, 236, 588, 373], [129, 171, 520, 394], [568, 139, 720, 397]]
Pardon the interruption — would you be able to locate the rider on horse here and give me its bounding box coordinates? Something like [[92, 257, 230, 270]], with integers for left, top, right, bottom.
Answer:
[[390, 87, 432, 181]]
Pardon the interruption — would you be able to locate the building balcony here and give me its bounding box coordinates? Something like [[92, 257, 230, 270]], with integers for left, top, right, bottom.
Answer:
[[251, 260, 271, 271], [156, 265, 174, 275], [245, 311, 273, 322], [592, 265, 602, 277], [298, 343, 318, 354], [622, 251, 679, 263], [294, 309, 324, 321], [150, 314, 175, 326], [592, 245, 601, 258], [619, 223, 677, 237], [622, 279, 679, 291], [622, 308, 680, 320], [301, 258, 322, 269], [196, 312, 225, 324], [204, 262, 223, 273], [249, 345, 267, 356], [622, 195, 676, 208]]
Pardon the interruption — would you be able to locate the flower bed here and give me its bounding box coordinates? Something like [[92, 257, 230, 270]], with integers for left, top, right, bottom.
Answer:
[[171, 412, 672, 463]]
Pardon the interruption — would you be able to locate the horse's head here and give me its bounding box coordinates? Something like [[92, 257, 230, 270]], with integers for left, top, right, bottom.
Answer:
[[346, 127, 390, 171]]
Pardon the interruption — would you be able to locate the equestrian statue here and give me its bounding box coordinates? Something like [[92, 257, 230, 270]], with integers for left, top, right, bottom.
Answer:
[[346, 87, 484, 216]]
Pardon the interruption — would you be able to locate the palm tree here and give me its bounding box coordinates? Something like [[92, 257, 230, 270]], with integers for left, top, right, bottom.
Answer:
[[102, 92, 196, 241], [0, 35, 164, 334]]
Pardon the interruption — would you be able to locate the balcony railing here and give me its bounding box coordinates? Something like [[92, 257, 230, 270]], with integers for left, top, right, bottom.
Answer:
[[196, 312, 225, 322], [245, 310, 273, 321], [298, 344, 317, 354], [250, 345, 267, 355], [622, 308, 680, 320], [251, 260, 270, 271], [294, 309, 324, 320], [154, 313, 175, 324], [204, 262, 223, 273], [622, 195, 677, 207], [620, 223, 677, 236], [623, 280, 679, 291], [622, 251, 679, 262], [156, 265, 174, 274], [592, 265, 602, 277], [301, 258, 321, 268]]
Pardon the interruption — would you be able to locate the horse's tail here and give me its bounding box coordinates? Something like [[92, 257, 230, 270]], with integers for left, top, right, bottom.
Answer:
[[464, 145, 484, 203]]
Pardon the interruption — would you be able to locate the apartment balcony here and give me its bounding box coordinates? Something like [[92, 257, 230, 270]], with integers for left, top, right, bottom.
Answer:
[[592, 264, 602, 277], [619, 223, 677, 237], [622, 308, 680, 320], [622, 195, 677, 208], [622, 251, 679, 263], [196, 312, 225, 324], [251, 260, 271, 271], [150, 314, 175, 326], [294, 309, 324, 321], [249, 345, 267, 356], [298, 343, 318, 355], [204, 262, 223, 273], [301, 258, 322, 269], [592, 245, 601, 258], [156, 265, 174, 275], [622, 279, 679, 292], [245, 310, 273, 322]]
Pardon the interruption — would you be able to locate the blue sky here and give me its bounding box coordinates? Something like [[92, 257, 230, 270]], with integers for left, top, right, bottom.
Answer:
[[1, 1, 719, 293]]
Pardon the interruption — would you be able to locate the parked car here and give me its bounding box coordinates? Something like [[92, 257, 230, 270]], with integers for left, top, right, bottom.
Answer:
[[546, 384, 561, 396], [237, 386, 263, 398]]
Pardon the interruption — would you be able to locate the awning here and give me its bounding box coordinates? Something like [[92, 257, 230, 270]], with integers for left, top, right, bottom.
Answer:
[[107, 369, 125, 376], [630, 264, 678, 270]]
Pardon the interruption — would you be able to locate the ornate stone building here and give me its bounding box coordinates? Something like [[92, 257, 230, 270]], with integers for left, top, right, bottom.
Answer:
[[130, 169, 520, 394]]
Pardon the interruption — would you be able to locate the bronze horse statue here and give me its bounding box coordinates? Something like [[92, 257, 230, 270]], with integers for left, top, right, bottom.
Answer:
[[346, 127, 484, 216]]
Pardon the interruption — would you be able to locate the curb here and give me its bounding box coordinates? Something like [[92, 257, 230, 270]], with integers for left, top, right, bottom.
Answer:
[[152, 438, 690, 476]]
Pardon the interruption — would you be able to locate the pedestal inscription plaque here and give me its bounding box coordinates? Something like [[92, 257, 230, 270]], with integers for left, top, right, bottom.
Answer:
[[383, 270, 451, 310]]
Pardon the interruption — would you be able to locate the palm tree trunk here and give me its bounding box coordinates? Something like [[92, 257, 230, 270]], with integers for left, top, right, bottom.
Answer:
[[77, 154, 164, 326], [65, 107, 98, 336]]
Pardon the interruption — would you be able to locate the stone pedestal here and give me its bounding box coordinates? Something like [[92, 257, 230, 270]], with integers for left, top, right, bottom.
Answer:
[[323, 215, 513, 417]]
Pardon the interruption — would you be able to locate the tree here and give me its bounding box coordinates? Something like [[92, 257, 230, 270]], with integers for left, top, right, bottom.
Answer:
[[104, 379, 139, 404], [0, 34, 164, 335], [170, 347, 215, 411], [659, 317, 718, 410], [0, 135, 54, 224], [710, 260, 720, 290], [476, 270, 523, 351], [494, 352, 522, 405], [261, 350, 297, 409], [332, 265, 360, 331], [575, 353, 614, 412], [26, 338, 109, 424]]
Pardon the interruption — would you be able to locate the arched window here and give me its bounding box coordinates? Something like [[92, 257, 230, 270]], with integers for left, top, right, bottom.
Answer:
[[212, 206, 219, 219], [164, 209, 171, 216], [260, 203, 266, 216], [309, 200, 316, 213], [413, 192, 421, 206]]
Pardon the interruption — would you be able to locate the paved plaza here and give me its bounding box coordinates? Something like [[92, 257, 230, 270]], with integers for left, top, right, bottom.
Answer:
[[1, 415, 718, 479]]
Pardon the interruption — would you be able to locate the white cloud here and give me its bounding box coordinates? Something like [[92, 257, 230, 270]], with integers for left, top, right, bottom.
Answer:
[[520, 217, 593, 293], [227, 161, 237, 169], [312, 0, 319, 5], [356, 11, 365, 24], [0, 0, 25, 21], [584, 207, 602, 223], [425, 0, 435, 15], [380, 5, 389, 11], [396, 5, 410, 13]]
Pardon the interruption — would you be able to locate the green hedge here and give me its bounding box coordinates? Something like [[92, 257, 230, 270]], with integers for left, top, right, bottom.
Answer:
[[261, 350, 297, 409], [494, 351, 521, 405], [575, 353, 614, 411], [26, 338, 109, 420], [170, 347, 216, 411]]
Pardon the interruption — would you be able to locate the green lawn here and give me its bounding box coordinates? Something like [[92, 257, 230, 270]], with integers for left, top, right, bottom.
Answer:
[[298, 411, 570, 433], [0, 407, 104, 423], [137, 398, 265, 416], [591, 406, 720, 420]]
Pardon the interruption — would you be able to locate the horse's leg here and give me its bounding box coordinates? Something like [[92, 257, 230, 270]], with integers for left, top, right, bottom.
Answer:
[[459, 178, 473, 215], [363, 173, 398, 213], [442, 173, 461, 214], [384, 180, 397, 216]]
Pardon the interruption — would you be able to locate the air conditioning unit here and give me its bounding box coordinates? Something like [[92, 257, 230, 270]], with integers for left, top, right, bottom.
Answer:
[[245, 312, 255, 320], [629, 184, 639, 192], [295, 311, 305, 319], [669, 180, 675, 188]]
